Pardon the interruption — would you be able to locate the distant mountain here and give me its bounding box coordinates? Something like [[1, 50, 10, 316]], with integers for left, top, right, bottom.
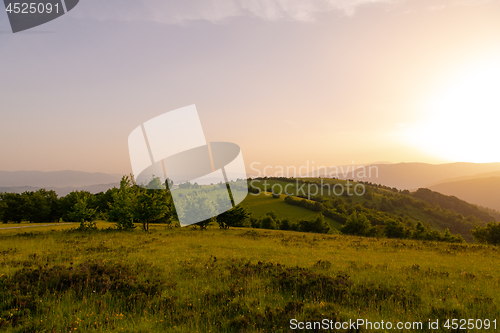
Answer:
[[325, 162, 500, 190], [0, 186, 40, 193], [429, 176, 500, 212], [0, 170, 122, 188], [0, 183, 119, 197], [308, 161, 393, 178], [426, 171, 500, 187], [411, 188, 494, 222]]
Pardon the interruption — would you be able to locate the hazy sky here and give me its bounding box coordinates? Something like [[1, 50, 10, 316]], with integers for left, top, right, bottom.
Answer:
[[1, 0, 500, 175]]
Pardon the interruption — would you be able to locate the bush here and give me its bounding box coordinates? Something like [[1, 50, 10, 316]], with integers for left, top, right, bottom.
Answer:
[[384, 219, 407, 239], [284, 195, 325, 212], [260, 216, 277, 230], [323, 209, 347, 225], [248, 186, 260, 194], [411, 221, 428, 240], [297, 214, 330, 234], [266, 211, 278, 220], [341, 212, 372, 236], [250, 217, 260, 228], [471, 222, 500, 245], [75, 221, 98, 231], [279, 218, 293, 231], [217, 206, 250, 229], [194, 218, 212, 229]]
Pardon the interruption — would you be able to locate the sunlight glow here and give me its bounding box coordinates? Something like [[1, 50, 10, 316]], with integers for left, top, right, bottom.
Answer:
[[410, 60, 500, 163]]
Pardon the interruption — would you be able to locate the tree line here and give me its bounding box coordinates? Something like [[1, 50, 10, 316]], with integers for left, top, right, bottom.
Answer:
[[0, 176, 253, 232], [2, 175, 500, 244]]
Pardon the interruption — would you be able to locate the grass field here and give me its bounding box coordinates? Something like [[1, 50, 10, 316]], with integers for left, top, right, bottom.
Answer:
[[240, 193, 343, 230], [1, 225, 499, 332], [0, 221, 105, 234]]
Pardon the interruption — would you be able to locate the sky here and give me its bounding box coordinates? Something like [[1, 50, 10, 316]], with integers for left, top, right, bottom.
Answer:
[[1, 0, 500, 176]]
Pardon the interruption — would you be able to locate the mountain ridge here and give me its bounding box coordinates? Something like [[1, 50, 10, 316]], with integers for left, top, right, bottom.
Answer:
[[0, 183, 120, 197], [0, 170, 122, 188], [429, 176, 500, 212], [326, 162, 500, 190]]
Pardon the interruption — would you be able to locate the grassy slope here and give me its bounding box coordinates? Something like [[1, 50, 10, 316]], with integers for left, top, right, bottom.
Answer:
[[0, 221, 107, 234], [240, 193, 342, 230], [249, 179, 488, 241], [1, 225, 499, 332]]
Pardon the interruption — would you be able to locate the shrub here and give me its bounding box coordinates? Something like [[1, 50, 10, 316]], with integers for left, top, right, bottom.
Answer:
[[297, 214, 330, 234], [341, 212, 372, 236], [260, 216, 277, 230], [323, 210, 347, 225], [279, 218, 293, 231], [384, 219, 408, 239], [471, 222, 500, 245], [217, 206, 250, 229], [250, 217, 260, 228]]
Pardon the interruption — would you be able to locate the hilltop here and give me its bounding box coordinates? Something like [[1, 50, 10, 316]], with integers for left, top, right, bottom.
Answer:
[[245, 177, 495, 242]]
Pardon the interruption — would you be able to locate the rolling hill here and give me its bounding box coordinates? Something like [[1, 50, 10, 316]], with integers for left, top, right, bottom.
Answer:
[[0, 170, 122, 197], [429, 176, 500, 212], [0, 170, 121, 188], [248, 177, 495, 242], [425, 171, 500, 187], [0, 183, 119, 197], [322, 162, 500, 190]]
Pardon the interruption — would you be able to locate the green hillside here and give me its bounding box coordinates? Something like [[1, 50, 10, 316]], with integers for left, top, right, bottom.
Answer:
[[240, 192, 342, 230], [247, 177, 494, 242]]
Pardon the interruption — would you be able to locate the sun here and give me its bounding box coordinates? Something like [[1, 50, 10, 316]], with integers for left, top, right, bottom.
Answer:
[[410, 59, 500, 163]]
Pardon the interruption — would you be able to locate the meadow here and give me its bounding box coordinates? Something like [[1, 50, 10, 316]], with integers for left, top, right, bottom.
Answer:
[[1, 223, 499, 332], [239, 193, 342, 229]]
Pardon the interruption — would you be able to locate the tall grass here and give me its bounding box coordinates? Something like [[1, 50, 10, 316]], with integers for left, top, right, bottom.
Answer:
[[0, 225, 499, 332]]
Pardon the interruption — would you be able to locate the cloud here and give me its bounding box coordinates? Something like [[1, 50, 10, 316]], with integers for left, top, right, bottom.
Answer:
[[73, 0, 402, 24], [72, 0, 499, 25]]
